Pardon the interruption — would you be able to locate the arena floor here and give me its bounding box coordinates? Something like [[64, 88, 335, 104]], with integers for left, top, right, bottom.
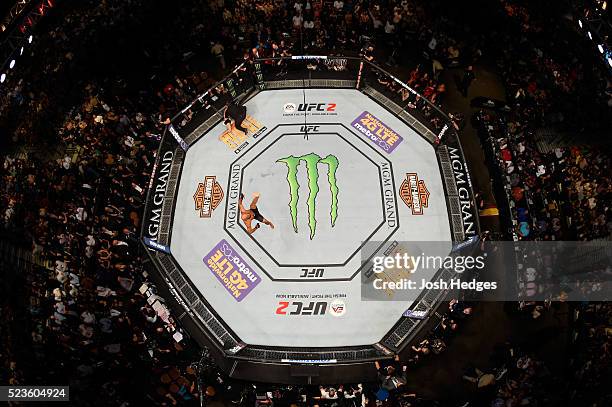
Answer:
[[170, 88, 452, 347]]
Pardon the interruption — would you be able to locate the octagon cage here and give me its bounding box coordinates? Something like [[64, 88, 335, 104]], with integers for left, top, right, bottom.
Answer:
[[140, 55, 480, 384]]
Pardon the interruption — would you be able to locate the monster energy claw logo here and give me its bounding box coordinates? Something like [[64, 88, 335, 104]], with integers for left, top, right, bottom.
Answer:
[[277, 153, 339, 239]]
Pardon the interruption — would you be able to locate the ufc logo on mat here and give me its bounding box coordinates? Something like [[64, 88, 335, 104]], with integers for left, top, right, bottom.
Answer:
[[299, 268, 324, 278], [300, 125, 320, 132]]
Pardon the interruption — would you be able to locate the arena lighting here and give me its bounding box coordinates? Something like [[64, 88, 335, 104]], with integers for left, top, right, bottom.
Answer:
[[20, 46, 24, 55], [598, 44, 604, 53], [608, 57, 612, 67], [28, 35, 33, 43], [578, 19, 583, 29], [0, 74, 6, 83], [588, 31, 593, 40], [9, 59, 15, 69]]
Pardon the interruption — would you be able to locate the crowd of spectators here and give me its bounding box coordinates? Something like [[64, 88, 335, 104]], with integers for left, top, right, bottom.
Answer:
[[470, 3, 612, 404], [217, 0, 428, 57], [461, 342, 556, 407], [372, 63, 449, 135], [0, 1, 231, 404], [366, 300, 474, 406], [0, 0, 611, 406], [473, 0, 611, 309], [474, 0, 611, 242], [477, 111, 611, 243], [0, 54, 209, 407], [568, 302, 612, 406], [498, 0, 612, 131]]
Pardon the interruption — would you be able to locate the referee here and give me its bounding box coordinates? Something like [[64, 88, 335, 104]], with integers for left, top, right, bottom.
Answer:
[[224, 101, 247, 134]]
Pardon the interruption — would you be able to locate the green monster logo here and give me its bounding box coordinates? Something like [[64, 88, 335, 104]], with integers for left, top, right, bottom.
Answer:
[[277, 153, 339, 239]]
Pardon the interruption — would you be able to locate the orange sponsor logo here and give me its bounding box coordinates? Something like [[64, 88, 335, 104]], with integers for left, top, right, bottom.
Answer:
[[194, 176, 224, 218], [399, 173, 430, 215]]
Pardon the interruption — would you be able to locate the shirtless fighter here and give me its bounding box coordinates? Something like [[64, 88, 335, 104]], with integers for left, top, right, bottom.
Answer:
[[239, 192, 275, 234]]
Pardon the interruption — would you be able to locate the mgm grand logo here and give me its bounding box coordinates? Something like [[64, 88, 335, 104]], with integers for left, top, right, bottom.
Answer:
[[399, 173, 430, 215], [193, 176, 224, 218], [277, 153, 339, 239]]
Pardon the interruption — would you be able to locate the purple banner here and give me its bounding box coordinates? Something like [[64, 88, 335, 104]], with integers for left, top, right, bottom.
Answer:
[[351, 111, 404, 154], [203, 239, 261, 302]]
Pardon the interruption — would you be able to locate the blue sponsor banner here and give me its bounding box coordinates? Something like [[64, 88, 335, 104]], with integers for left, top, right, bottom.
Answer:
[[168, 124, 189, 151], [143, 237, 171, 254], [403, 309, 429, 319]]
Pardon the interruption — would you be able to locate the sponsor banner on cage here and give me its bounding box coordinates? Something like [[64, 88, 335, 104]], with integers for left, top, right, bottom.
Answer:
[[168, 124, 189, 151], [143, 137, 175, 244], [281, 359, 338, 364], [143, 237, 171, 254], [351, 111, 404, 154], [403, 309, 429, 319], [203, 239, 261, 302]]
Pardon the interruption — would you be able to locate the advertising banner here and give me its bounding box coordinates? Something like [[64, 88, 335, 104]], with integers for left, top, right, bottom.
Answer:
[[351, 111, 404, 154], [143, 237, 171, 254], [142, 135, 176, 245], [168, 124, 189, 151], [203, 239, 261, 302]]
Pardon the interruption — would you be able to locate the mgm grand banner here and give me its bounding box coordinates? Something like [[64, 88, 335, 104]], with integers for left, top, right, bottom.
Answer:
[[441, 131, 479, 239], [142, 134, 178, 249]]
